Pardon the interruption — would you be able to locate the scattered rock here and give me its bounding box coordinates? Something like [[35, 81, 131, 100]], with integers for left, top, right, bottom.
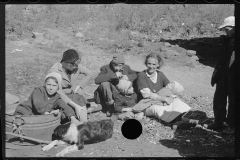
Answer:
[[191, 55, 199, 61], [32, 32, 43, 39], [164, 42, 172, 47], [75, 32, 84, 38], [186, 50, 196, 57], [164, 49, 180, 59]]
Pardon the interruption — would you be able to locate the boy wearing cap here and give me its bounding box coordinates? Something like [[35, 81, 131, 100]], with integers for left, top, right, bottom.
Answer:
[[207, 16, 235, 134], [50, 49, 93, 122], [94, 55, 137, 117]]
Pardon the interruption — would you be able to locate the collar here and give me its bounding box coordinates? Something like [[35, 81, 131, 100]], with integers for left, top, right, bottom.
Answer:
[[145, 70, 157, 78]]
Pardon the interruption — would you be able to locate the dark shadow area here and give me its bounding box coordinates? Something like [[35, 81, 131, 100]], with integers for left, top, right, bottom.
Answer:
[[160, 35, 225, 68], [158, 110, 235, 157]]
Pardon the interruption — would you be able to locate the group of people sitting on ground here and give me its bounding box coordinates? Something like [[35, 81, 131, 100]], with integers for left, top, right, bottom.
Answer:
[[13, 16, 235, 134]]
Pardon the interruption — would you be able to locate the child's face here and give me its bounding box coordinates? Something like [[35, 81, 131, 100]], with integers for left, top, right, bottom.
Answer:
[[45, 79, 59, 95], [111, 63, 124, 72], [166, 82, 175, 90]]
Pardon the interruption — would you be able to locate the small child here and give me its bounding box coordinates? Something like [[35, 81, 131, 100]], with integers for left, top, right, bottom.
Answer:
[[156, 81, 184, 105], [113, 79, 143, 121]]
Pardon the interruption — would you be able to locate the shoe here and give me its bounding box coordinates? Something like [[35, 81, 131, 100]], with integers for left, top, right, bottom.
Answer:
[[222, 127, 235, 135], [106, 110, 112, 117], [205, 122, 224, 130], [106, 103, 114, 117]]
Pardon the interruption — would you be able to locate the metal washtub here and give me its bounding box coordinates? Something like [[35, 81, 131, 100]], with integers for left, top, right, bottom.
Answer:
[[5, 113, 61, 142]]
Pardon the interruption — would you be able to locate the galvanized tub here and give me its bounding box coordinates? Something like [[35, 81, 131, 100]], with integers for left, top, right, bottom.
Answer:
[[5, 113, 61, 141]]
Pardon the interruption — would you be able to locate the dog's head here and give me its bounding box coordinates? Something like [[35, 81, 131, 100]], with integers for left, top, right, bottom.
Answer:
[[52, 122, 71, 141]]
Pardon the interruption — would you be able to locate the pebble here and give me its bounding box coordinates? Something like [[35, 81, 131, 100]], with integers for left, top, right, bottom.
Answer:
[[186, 50, 196, 57]]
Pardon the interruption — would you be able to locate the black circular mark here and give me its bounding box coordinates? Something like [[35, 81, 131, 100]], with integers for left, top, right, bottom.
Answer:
[[57, 0, 69, 3], [28, 0, 40, 3], [205, 0, 217, 3], [121, 119, 142, 140], [145, 0, 158, 3], [0, 0, 10, 3], [86, 0, 99, 3], [175, 0, 187, 3]]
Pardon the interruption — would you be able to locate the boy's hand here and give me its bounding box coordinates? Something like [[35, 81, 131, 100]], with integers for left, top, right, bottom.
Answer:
[[116, 71, 123, 78], [120, 75, 129, 80], [70, 116, 84, 125]]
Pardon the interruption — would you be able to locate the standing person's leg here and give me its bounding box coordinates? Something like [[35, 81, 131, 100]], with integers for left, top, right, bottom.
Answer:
[[207, 76, 228, 130], [224, 70, 235, 134]]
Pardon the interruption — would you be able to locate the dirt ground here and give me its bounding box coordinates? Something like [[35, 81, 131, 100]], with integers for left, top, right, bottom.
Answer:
[[5, 28, 235, 157]]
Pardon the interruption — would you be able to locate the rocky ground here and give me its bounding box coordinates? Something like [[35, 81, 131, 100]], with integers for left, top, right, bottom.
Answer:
[[5, 27, 234, 157]]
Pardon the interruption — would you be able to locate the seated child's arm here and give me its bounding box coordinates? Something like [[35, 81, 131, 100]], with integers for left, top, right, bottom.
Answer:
[[56, 99, 77, 120], [32, 87, 50, 115]]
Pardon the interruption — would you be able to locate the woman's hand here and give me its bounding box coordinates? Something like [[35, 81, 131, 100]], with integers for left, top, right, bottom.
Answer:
[[122, 108, 133, 112], [44, 111, 50, 115], [165, 97, 174, 105]]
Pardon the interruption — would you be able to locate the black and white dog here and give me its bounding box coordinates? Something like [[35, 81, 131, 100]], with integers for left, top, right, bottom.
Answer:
[[42, 119, 114, 157]]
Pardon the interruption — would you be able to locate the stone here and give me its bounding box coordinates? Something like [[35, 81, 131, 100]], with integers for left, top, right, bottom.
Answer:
[[164, 42, 171, 47], [186, 50, 196, 57], [164, 50, 180, 59], [191, 55, 199, 61], [75, 32, 84, 38], [32, 32, 43, 39]]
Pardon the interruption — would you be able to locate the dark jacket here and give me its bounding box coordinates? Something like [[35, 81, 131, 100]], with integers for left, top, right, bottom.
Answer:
[[14, 86, 76, 120], [114, 92, 138, 113], [211, 36, 235, 86], [95, 63, 137, 86]]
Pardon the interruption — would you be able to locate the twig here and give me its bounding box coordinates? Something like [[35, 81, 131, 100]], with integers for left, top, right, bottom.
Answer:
[[6, 132, 51, 144]]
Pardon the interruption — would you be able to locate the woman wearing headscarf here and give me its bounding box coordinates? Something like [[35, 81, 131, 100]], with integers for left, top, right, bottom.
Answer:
[[50, 49, 93, 122], [14, 72, 81, 124]]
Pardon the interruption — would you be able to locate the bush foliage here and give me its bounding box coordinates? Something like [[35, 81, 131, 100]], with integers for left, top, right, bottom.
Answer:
[[6, 4, 234, 40]]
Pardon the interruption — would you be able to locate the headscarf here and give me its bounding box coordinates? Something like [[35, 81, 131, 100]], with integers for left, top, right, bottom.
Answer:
[[172, 81, 184, 95], [117, 79, 132, 94], [60, 49, 79, 63], [44, 72, 62, 90]]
